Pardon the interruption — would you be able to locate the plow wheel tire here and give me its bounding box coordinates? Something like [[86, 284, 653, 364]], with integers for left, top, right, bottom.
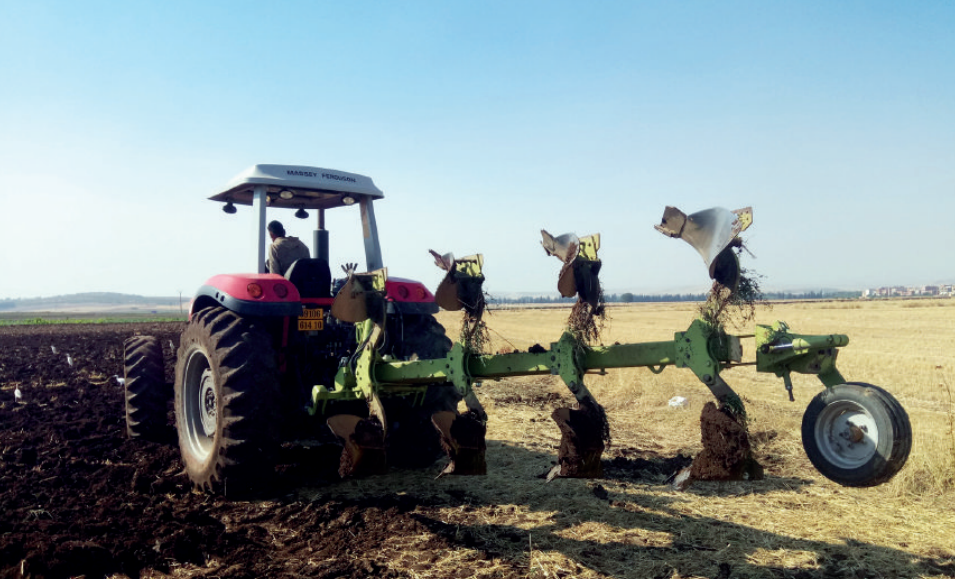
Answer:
[[174, 307, 281, 496], [802, 382, 911, 487], [123, 336, 170, 441]]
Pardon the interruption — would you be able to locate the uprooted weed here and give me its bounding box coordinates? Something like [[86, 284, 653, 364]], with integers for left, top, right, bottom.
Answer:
[[568, 300, 606, 345], [700, 267, 769, 330], [460, 290, 491, 354]]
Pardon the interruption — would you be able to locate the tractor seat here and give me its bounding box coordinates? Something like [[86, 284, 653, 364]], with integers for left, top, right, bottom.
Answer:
[[284, 258, 332, 299]]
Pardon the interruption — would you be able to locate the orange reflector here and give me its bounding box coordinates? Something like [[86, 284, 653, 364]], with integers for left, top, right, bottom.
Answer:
[[247, 283, 263, 299]]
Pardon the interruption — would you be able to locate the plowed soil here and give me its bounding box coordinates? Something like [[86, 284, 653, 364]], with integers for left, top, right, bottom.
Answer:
[[0, 323, 418, 578], [0, 323, 689, 579]]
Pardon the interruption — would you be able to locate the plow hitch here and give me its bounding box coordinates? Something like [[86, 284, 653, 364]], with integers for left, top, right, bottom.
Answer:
[[325, 269, 392, 477]]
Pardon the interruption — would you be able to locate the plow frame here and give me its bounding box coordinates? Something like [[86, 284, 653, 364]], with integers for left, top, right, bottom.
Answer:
[[308, 316, 853, 414], [299, 214, 909, 488]]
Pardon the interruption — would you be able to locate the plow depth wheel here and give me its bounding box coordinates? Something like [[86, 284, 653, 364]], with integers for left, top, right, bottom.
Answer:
[[801, 382, 911, 487], [123, 335, 169, 441], [174, 307, 281, 495]]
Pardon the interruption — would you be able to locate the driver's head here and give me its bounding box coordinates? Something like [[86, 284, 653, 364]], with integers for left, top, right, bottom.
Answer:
[[267, 220, 286, 240]]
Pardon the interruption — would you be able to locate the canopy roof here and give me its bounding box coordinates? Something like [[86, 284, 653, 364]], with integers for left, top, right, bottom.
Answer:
[[209, 164, 384, 210]]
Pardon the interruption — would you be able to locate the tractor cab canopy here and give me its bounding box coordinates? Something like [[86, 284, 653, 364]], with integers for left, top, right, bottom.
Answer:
[[211, 164, 386, 274], [210, 164, 384, 210]]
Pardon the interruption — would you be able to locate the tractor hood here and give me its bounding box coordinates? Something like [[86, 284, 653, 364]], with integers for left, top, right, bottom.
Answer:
[[210, 164, 384, 210]]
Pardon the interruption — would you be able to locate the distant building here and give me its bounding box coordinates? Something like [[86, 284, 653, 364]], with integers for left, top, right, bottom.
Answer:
[[863, 284, 953, 298]]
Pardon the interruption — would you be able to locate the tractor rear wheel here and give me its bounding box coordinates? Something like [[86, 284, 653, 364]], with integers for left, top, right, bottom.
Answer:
[[801, 382, 911, 487], [384, 313, 459, 467], [174, 307, 281, 495], [388, 313, 457, 411], [123, 336, 169, 441], [390, 313, 453, 359]]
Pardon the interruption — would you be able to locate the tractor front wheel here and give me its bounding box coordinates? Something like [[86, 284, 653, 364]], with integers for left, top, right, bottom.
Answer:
[[801, 382, 911, 487], [123, 336, 170, 441], [174, 307, 281, 495]]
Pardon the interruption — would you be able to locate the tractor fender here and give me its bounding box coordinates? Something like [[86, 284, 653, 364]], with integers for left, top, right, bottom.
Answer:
[[385, 277, 439, 315], [189, 274, 303, 320]]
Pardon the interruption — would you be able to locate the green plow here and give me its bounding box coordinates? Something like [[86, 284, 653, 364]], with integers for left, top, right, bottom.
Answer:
[[310, 207, 911, 488]]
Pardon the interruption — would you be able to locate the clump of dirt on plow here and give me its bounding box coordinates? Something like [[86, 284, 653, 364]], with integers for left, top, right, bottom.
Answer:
[[549, 400, 610, 479], [434, 410, 487, 475], [689, 402, 764, 483]]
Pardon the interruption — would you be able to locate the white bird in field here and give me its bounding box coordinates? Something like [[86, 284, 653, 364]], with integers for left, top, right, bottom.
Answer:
[[50, 345, 57, 354], [168, 340, 175, 350], [14, 387, 22, 403], [113, 375, 126, 387], [66, 354, 73, 367]]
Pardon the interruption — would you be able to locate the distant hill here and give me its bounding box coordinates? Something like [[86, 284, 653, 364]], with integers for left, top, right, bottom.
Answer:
[[0, 292, 185, 314]]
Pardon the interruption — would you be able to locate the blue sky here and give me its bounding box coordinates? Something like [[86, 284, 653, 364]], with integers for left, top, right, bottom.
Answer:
[[1, 1, 953, 299]]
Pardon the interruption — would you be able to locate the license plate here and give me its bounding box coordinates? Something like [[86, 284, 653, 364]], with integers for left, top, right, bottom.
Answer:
[[298, 308, 324, 331]]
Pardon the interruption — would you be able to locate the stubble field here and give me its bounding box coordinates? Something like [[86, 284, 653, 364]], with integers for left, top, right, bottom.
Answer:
[[1, 299, 954, 578]]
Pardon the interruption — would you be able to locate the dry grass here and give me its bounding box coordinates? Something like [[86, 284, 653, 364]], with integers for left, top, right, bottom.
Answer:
[[308, 299, 955, 578]]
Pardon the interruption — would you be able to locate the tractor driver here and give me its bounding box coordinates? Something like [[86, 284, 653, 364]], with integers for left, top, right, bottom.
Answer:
[[267, 220, 311, 276]]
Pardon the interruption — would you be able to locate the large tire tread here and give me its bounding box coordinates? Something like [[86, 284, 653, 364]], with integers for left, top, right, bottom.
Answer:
[[175, 307, 281, 496], [123, 336, 169, 441]]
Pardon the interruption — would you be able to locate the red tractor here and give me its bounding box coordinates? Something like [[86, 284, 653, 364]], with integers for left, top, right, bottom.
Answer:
[[123, 164, 458, 494]]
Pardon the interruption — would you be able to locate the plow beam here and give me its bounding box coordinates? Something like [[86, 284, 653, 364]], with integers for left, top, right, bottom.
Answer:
[[671, 319, 744, 406]]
